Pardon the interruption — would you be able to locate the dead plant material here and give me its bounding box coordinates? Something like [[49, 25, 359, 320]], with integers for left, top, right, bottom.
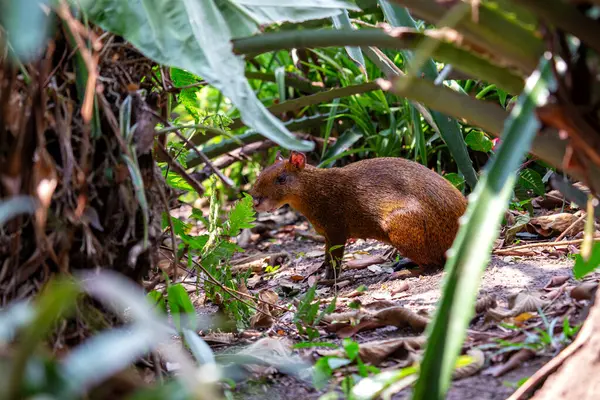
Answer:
[[544, 275, 571, 289], [372, 306, 430, 332], [529, 213, 588, 237], [317, 336, 426, 366], [570, 281, 599, 301], [483, 349, 536, 378], [475, 294, 498, 313], [345, 255, 387, 270], [250, 290, 279, 329], [453, 348, 485, 380]]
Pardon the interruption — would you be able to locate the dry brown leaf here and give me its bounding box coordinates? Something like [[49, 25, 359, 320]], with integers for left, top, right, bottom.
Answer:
[[529, 213, 586, 237], [372, 306, 429, 332], [336, 320, 386, 338], [544, 275, 570, 289], [318, 337, 426, 366], [475, 295, 497, 313], [453, 348, 485, 380], [346, 255, 387, 269], [570, 281, 599, 301], [486, 307, 515, 321], [482, 349, 535, 377], [202, 332, 236, 345], [391, 282, 410, 296], [509, 290, 550, 315]]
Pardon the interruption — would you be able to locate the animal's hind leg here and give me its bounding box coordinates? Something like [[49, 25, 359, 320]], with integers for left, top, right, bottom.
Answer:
[[383, 207, 444, 269]]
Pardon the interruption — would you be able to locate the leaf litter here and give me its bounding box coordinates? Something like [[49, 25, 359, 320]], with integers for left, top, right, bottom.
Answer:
[[168, 203, 597, 400]]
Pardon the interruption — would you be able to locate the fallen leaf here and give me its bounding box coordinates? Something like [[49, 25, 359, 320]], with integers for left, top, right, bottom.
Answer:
[[512, 312, 536, 324], [453, 348, 485, 379], [372, 306, 429, 332], [570, 281, 599, 301], [346, 255, 387, 269], [475, 295, 497, 313], [529, 213, 586, 237], [372, 292, 392, 301], [289, 274, 304, 282], [391, 282, 410, 296], [318, 337, 426, 366], [544, 275, 570, 288], [482, 349, 535, 377], [508, 290, 550, 315]]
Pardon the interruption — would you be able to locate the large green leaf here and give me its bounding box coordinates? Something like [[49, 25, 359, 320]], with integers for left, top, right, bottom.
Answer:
[[168, 283, 197, 332], [331, 10, 367, 74], [412, 58, 555, 400], [0, 0, 51, 62], [76, 0, 356, 152]]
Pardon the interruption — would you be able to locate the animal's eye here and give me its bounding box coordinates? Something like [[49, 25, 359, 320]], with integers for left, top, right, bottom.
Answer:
[[276, 174, 287, 185]]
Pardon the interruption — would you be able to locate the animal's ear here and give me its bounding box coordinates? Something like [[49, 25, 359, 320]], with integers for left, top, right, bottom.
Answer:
[[275, 151, 284, 162], [289, 151, 306, 170]]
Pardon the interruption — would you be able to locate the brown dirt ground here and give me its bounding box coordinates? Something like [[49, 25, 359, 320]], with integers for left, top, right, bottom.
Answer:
[[170, 206, 589, 400]]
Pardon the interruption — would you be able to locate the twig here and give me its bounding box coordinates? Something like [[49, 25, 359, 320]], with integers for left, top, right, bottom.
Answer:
[[148, 109, 235, 188], [494, 238, 598, 254], [156, 146, 205, 195], [56, 1, 101, 123], [554, 212, 586, 242]]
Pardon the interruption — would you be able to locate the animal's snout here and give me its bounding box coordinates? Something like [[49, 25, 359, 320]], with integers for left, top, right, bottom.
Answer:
[[252, 196, 263, 208]]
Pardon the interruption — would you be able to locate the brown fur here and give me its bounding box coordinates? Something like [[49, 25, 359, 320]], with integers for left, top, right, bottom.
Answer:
[[249, 152, 467, 279]]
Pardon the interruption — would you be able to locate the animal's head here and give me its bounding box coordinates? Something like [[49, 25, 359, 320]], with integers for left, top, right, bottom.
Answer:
[[248, 151, 307, 213]]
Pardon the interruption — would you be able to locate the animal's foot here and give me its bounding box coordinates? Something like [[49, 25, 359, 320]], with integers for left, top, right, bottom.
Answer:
[[391, 258, 419, 271]]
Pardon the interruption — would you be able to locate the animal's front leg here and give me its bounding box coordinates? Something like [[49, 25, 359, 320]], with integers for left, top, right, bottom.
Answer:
[[321, 236, 346, 280]]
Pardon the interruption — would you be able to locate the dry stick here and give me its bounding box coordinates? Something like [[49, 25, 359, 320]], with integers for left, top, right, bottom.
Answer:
[[554, 212, 586, 242], [148, 109, 234, 188], [493, 238, 598, 254], [56, 1, 100, 124]]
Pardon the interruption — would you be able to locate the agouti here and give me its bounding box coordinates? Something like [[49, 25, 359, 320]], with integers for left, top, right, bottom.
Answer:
[[249, 151, 467, 279]]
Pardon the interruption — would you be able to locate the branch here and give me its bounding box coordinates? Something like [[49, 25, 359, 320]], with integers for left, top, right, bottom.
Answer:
[[232, 28, 524, 94]]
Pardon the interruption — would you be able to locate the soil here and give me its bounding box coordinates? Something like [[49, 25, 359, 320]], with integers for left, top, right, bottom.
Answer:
[[167, 206, 589, 400]]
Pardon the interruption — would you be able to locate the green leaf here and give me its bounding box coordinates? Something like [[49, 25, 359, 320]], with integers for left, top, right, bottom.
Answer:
[[165, 171, 194, 192], [183, 329, 216, 365], [376, 3, 478, 189], [319, 127, 364, 168], [224, 193, 257, 236], [147, 290, 167, 315], [465, 130, 493, 153], [444, 173, 465, 192], [0, 0, 51, 62], [331, 10, 367, 74], [518, 168, 545, 196], [0, 196, 37, 227], [573, 242, 600, 280], [77, 0, 317, 152], [59, 326, 158, 397], [170, 67, 201, 87], [168, 284, 197, 332], [412, 58, 555, 400], [343, 339, 360, 361]]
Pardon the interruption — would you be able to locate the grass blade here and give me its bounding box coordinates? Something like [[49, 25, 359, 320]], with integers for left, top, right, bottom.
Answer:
[[412, 56, 555, 400], [376, 3, 478, 188]]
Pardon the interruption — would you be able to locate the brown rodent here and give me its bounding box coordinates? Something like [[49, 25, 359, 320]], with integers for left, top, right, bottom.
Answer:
[[249, 151, 467, 279]]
